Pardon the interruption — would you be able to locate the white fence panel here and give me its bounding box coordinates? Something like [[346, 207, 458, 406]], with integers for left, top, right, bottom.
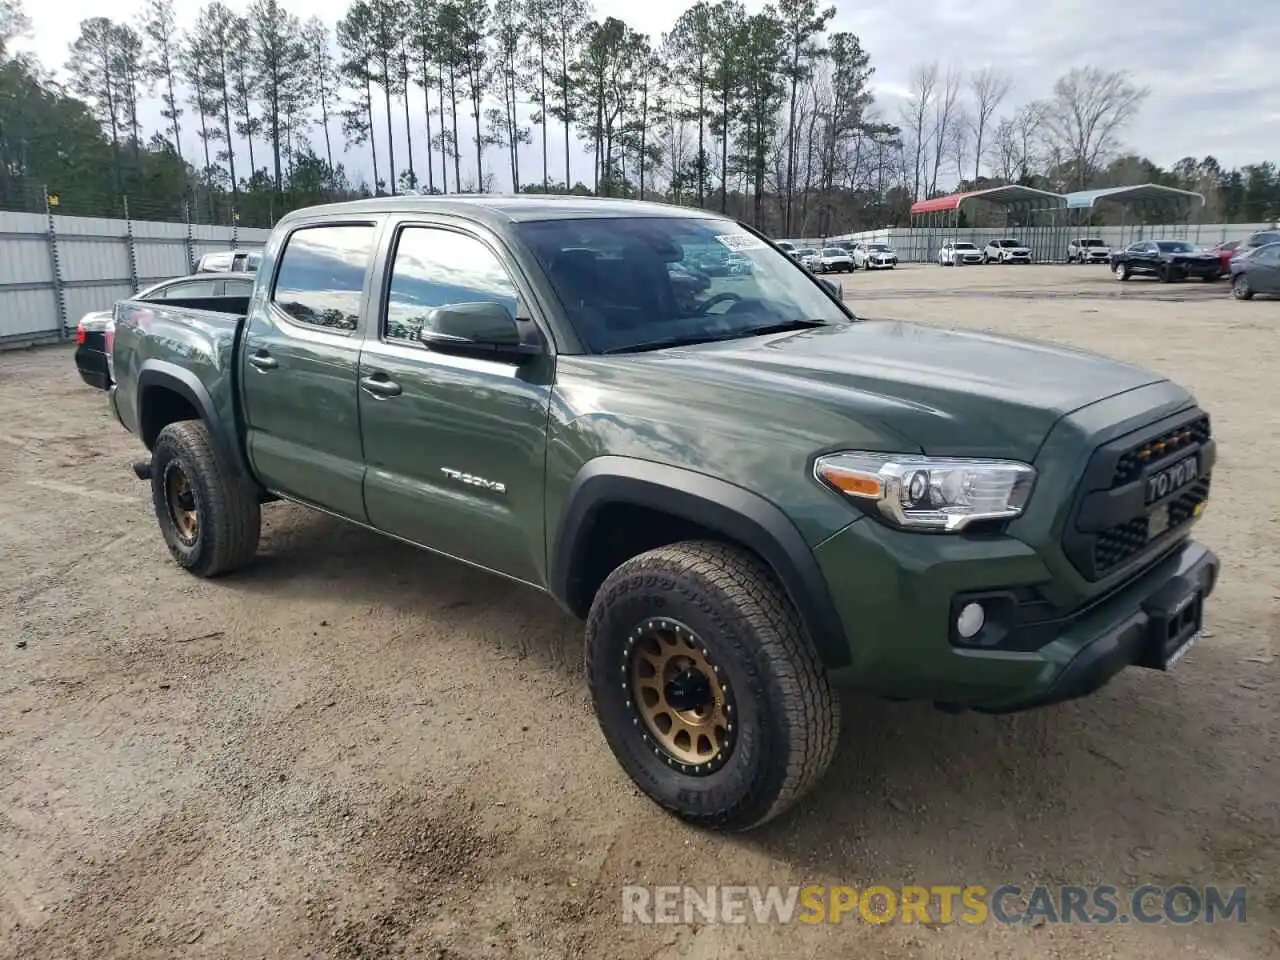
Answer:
[[0, 211, 270, 347]]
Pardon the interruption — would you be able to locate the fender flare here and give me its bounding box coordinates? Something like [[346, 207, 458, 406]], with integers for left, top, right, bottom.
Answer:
[[136, 361, 253, 481], [549, 456, 852, 669]]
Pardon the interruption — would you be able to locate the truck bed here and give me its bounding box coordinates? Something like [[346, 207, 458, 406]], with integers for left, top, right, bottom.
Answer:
[[109, 295, 252, 442]]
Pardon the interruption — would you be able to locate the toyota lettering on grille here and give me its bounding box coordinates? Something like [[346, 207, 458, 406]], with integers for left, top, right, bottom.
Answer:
[[1145, 455, 1198, 504]]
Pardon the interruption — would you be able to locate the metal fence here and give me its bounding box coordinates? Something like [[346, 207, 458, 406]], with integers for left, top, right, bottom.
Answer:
[[5, 210, 1277, 349], [780, 222, 1277, 264], [0, 210, 271, 348]]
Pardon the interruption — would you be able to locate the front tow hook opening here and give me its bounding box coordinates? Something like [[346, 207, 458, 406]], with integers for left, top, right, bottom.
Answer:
[[131, 458, 152, 481]]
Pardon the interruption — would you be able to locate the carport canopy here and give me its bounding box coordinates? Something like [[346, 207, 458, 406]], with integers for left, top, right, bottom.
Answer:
[[909, 184, 1067, 217], [1064, 184, 1205, 216]]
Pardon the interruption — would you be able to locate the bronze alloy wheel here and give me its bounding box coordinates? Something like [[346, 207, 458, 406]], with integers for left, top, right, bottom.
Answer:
[[626, 617, 735, 775], [164, 461, 200, 546]]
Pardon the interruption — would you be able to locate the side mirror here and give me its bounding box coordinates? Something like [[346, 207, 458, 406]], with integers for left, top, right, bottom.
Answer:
[[417, 301, 542, 362], [819, 278, 842, 299]]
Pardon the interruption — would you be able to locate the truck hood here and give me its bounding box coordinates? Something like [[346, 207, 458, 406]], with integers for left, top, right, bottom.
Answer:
[[641, 319, 1170, 460]]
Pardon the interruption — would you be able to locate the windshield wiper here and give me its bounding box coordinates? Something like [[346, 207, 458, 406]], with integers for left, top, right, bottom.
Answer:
[[602, 318, 829, 355]]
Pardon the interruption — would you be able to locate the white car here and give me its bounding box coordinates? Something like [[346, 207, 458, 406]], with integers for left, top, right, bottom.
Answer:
[[983, 238, 1031, 264], [795, 248, 822, 270], [1067, 237, 1112, 264], [938, 240, 983, 266], [818, 247, 854, 273], [853, 242, 898, 270]]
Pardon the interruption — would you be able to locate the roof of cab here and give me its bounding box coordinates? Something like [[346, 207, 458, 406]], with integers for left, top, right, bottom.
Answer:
[[277, 194, 729, 228]]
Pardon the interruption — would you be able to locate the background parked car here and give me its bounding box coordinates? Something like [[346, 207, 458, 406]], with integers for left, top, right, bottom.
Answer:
[[938, 240, 983, 266], [818, 247, 854, 273], [195, 249, 262, 273], [853, 242, 898, 270], [1110, 240, 1222, 283], [74, 272, 256, 389], [1067, 237, 1112, 263], [795, 247, 822, 270], [1207, 240, 1242, 275], [983, 238, 1031, 264], [1242, 229, 1280, 253], [1229, 242, 1280, 300]]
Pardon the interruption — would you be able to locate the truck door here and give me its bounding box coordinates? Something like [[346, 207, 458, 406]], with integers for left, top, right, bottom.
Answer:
[[357, 220, 554, 585], [241, 221, 378, 521]]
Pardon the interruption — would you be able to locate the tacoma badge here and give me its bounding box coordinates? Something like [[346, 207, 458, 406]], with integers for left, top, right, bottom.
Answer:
[[440, 467, 506, 494]]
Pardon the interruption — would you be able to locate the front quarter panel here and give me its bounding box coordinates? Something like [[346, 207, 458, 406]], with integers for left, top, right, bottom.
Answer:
[[544, 357, 922, 549]]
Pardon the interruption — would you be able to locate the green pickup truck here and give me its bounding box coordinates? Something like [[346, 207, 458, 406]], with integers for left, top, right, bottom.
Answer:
[[102, 196, 1219, 831]]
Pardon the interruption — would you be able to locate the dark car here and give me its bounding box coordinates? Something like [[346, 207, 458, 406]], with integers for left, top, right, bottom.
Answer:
[[1229, 241, 1280, 300], [1110, 239, 1222, 283], [74, 272, 256, 389]]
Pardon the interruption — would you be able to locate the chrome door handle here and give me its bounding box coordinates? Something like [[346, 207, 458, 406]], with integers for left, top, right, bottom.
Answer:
[[248, 353, 278, 371], [360, 375, 402, 398]]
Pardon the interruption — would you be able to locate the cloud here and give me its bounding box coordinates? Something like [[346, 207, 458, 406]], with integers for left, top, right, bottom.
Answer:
[[14, 0, 1277, 194]]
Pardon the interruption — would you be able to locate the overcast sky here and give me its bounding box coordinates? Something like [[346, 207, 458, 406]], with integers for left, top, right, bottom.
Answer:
[[14, 0, 1279, 192]]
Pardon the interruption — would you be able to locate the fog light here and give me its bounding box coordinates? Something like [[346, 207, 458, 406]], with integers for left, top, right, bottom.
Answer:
[[956, 602, 985, 639]]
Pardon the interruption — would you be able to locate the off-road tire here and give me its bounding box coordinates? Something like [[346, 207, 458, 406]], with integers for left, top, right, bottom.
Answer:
[[585, 541, 841, 831], [150, 420, 261, 577]]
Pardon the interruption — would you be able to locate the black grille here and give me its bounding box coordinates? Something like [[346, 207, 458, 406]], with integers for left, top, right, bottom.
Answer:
[[1113, 415, 1211, 485], [1063, 410, 1214, 581]]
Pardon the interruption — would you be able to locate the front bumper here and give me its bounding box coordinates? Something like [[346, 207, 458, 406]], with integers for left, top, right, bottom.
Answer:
[[868, 257, 897, 268], [814, 521, 1219, 713], [1173, 260, 1221, 278]]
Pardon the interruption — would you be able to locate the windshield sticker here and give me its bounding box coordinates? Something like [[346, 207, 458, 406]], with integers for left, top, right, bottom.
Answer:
[[714, 233, 766, 251]]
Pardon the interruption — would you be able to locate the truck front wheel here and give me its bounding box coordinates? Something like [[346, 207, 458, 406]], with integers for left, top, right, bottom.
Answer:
[[150, 420, 261, 577], [585, 541, 840, 831]]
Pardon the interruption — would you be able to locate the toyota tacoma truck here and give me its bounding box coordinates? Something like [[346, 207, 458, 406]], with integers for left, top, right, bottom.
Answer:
[[99, 196, 1220, 832]]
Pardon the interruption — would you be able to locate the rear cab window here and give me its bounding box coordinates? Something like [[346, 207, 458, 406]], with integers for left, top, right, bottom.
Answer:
[[271, 224, 377, 333]]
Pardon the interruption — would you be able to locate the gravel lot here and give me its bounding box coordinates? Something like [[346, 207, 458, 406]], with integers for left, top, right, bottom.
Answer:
[[2, 263, 1277, 959]]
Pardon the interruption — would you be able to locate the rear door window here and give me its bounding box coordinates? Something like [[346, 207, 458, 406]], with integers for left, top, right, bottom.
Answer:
[[271, 224, 377, 333]]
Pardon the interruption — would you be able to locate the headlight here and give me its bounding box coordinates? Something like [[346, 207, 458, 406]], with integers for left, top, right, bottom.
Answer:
[[814, 452, 1036, 532]]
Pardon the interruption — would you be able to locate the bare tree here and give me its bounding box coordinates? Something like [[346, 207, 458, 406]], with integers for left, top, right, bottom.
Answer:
[[1039, 66, 1149, 190], [986, 101, 1042, 183], [948, 108, 971, 186], [927, 63, 961, 195], [898, 61, 935, 201], [968, 65, 1011, 181]]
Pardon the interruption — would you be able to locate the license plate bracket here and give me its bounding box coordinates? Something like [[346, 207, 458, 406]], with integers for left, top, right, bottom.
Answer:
[[1138, 575, 1204, 670]]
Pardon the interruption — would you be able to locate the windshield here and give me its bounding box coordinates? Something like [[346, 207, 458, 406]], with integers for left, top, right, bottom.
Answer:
[[868, 243, 890, 251], [1000, 239, 1022, 246], [796, 248, 817, 256], [515, 217, 850, 354], [1156, 241, 1197, 253], [821, 248, 846, 257], [1081, 238, 1105, 246], [954, 242, 976, 250]]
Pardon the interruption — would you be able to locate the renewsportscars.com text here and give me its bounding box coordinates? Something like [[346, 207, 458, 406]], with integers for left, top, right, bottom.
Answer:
[[621, 884, 1247, 926]]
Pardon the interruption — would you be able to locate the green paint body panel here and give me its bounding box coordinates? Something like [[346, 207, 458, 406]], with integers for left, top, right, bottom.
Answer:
[[106, 197, 1220, 714]]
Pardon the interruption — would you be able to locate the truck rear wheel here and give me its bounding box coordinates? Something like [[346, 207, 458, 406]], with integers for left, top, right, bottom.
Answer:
[[150, 420, 261, 578], [585, 541, 840, 831]]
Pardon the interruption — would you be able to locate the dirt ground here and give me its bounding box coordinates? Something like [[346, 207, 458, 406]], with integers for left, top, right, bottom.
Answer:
[[1, 263, 1277, 959]]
